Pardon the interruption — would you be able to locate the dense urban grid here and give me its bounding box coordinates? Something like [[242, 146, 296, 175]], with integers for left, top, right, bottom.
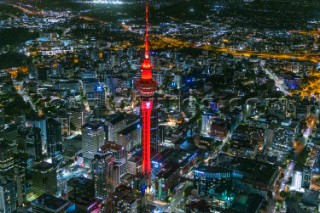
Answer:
[[0, 0, 320, 212]]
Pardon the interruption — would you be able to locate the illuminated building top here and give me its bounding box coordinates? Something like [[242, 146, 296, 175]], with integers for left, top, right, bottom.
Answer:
[[137, 2, 157, 97]]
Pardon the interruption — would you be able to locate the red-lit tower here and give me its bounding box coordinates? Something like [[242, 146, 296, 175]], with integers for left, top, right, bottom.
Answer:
[[136, 1, 157, 181]]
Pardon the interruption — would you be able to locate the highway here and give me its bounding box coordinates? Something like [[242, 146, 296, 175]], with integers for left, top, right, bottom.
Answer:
[[14, 80, 37, 111], [164, 181, 192, 213], [216, 47, 320, 63], [8, 4, 40, 15], [144, 181, 192, 212]]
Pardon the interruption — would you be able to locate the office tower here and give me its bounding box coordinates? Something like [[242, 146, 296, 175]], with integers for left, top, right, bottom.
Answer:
[[302, 166, 311, 189], [136, 2, 157, 180], [17, 126, 30, 152], [82, 122, 105, 160], [55, 115, 70, 136], [105, 113, 126, 142], [0, 178, 17, 213], [69, 107, 86, 131], [91, 147, 114, 200], [82, 79, 106, 108], [101, 142, 126, 181], [15, 167, 26, 208], [46, 118, 62, 163], [117, 120, 141, 151], [32, 161, 57, 196], [0, 141, 14, 177], [33, 127, 42, 161], [34, 116, 47, 152]]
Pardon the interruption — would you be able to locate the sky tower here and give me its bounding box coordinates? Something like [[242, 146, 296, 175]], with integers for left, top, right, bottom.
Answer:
[[136, 1, 157, 182]]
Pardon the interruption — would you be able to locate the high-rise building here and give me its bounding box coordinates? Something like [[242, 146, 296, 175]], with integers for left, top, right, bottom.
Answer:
[[46, 118, 62, 163], [201, 111, 214, 135], [292, 165, 312, 191], [105, 71, 116, 95], [117, 120, 141, 151], [193, 166, 232, 196], [82, 79, 106, 108], [101, 142, 126, 180], [33, 127, 42, 161], [211, 118, 228, 141], [67, 177, 95, 210], [55, 115, 70, 136], [82, 122, 105, 160], [15, 167, 26, 208], [105, 113, 126, 142], [108, 185, 138, 213], [91, 147, 114, 200], [69, 107, 86, 131], [302, 166, 311, 190], [17, 126, 30, 152], [33, 116, 47, 152], [32, 161, 57, 196], [0, 178, 17, 213], [136, 2, 157, 181], [0, 141, 14, 177]]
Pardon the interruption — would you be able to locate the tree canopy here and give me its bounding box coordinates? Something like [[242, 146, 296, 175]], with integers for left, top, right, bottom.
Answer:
[[0, 28, 39, 48], [0, 52, 30, 69]]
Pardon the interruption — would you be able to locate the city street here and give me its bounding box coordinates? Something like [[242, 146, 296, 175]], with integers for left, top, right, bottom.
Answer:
[[280, 161, 295, 191]]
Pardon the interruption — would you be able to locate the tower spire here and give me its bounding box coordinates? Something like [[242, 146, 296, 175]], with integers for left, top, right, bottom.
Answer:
[[140, 0, 153, 80], [145, 1, 149, 60]]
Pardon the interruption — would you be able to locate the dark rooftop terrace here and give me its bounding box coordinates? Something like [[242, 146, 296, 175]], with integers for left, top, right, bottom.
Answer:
[[32, 194, 69, 211], [227, 156, 278, 185]]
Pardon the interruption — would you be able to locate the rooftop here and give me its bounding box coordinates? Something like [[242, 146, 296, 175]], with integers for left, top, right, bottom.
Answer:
[[33, 161, 56, 173], [157, 164, 180, 179], [68, 176, 93, 188], [82, 122, 104, 131], [100, 141, 123, 152], [118, 121, 140, 135], [219, 155, 278, 185], [82, 78, 99, 84], [194, 166, 232, 174], [106, 113, 126, 125], [32, 194, 70, 211], [302, 190, 320, 206]]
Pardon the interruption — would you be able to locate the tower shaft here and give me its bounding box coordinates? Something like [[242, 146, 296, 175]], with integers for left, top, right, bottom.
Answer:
[[141, 100, 153, 176]]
